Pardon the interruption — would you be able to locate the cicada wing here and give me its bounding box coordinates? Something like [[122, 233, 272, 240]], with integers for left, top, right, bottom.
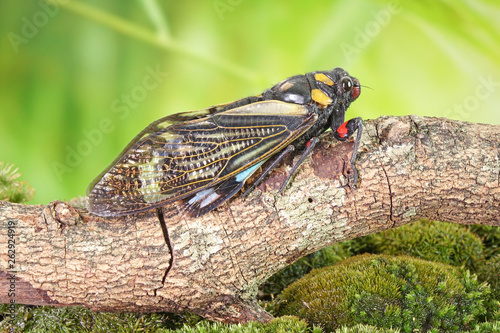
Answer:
[[87, 107, 227, 192], [87, 100, 317, 217], [181, 161, 265, 217]]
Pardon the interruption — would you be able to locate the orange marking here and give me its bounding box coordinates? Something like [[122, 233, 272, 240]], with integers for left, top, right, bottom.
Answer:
[[311, 89, 333, 107], [315, 73, 335, 86]]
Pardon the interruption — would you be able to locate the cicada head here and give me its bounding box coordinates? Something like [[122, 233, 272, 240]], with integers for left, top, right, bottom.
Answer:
[[264, 67, 360, 112], [311, 68, 360, 108]]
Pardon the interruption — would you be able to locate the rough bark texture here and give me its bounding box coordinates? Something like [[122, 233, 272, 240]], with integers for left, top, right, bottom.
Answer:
[[0, 116, 499, 323]]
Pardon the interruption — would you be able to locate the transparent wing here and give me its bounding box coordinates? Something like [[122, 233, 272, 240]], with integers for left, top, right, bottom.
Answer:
[[89, 106, 227, 186], [87, 100, 317, 217]]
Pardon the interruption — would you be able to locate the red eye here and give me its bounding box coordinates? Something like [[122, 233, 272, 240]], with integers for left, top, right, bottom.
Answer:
[[351, 79, 360, 100], [352, 87, 360, 100]]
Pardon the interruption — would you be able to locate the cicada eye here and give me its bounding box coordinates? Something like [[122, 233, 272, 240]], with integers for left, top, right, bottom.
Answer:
[[341, 77, 353, 92]]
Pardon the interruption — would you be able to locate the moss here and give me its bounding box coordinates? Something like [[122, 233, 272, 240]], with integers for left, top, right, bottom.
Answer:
[[350, 220, 485, 271], [164, 315, 322, 332], [259, 242, 352, 299], [0, 306, 323, 333], [0, 305, 192, 332], [0, 162, 34, 203], [274, 254, 490, 332], [334, 324, 401, 332], [477, 254, 500, 320], [468, 225, 500, 260], [468, 321, 500, 332]]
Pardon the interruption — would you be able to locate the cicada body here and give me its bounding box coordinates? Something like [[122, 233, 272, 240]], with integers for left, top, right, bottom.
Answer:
[[87, 68, 362, 217]]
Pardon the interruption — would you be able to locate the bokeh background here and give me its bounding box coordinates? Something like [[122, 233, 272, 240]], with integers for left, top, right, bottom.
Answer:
[[1, 0, 499, 205]]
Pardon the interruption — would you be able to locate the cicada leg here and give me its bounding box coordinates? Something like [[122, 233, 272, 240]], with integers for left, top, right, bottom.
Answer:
[[243, 137, 321, 197], [334, 117, 363, 188], [242, 144, 295, 198], [279, 137, 320, 194]]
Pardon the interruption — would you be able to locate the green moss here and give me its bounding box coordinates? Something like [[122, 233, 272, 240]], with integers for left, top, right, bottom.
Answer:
[[0, 306, 323, 333], [164, 316, 322, 332], [0, 162, 34, 203], [477, 254, 500, 320], [468, 321, 500, 332], [468, 225, 500, 259], [334, 324, 401, 333], [274, 254, 491, 332], [350, 220, 485, 271], [0, 305, 191, 332], [259, 242, 352, 299]]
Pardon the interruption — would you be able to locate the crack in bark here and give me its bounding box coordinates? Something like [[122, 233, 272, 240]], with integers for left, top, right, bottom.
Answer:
[[409, 115, 420, 133], [64, 236, 68, 292], [380, 164, 395, 227], [156, 208, 173, 286]]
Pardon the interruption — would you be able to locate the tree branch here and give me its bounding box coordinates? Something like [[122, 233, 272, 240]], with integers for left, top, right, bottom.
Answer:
[[1, 116, 499, 323]]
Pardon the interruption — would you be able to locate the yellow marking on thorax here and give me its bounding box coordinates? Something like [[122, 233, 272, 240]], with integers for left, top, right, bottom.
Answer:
[[311, 89, 333, 108], [315, 73, 335, 86]]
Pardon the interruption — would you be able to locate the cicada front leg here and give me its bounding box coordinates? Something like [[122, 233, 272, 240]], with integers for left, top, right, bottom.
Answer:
[[334, 117, 363, 188]]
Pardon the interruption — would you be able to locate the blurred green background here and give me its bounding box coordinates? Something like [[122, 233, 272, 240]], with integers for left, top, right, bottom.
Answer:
[[1, 0, 499, 205]]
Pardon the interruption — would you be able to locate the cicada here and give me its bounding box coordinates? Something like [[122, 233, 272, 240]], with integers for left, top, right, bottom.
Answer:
[[87, 67, 362, 217]]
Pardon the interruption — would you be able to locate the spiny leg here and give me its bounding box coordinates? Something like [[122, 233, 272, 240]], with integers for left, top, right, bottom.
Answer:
[[279, 137, 320, 194], [242, 145, 295, 197]]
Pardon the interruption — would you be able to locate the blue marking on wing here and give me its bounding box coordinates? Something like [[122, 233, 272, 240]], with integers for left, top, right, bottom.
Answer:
[[235, 161, 265, 182], [182, 160, 266, 217]]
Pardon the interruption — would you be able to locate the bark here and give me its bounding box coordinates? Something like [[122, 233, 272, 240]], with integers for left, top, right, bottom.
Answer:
[[0, 116, 499, 323]]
